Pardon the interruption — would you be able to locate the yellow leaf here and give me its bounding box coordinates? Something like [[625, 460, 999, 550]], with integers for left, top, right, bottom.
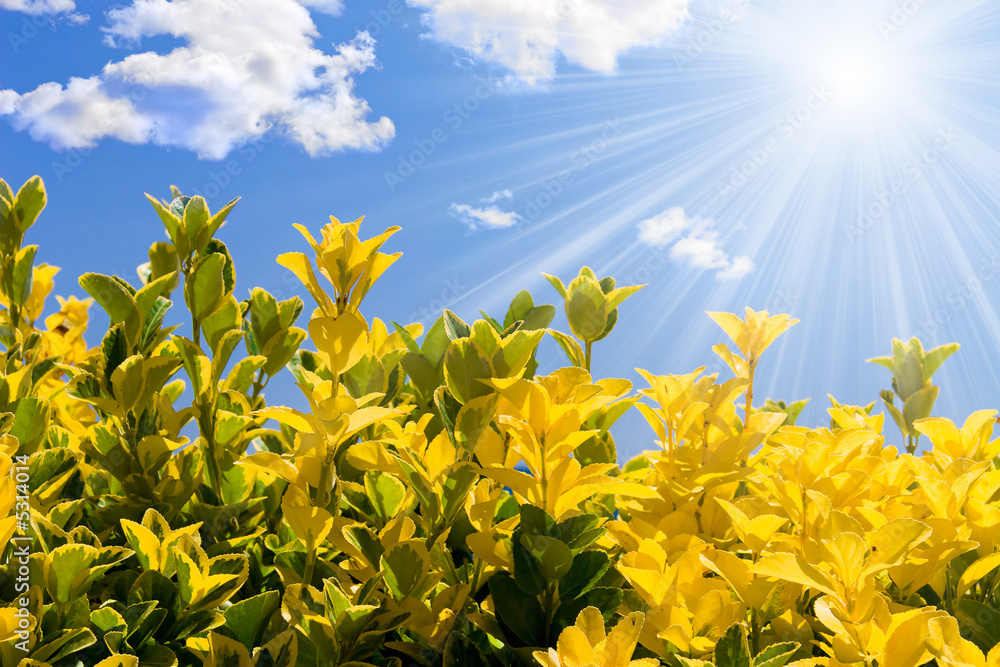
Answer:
[[957, 551, 1000, 601], [120, 519, 161, 572], [282, 495, 334, 552], [310, 311, 369, 376], [755, 552, 840, 598]]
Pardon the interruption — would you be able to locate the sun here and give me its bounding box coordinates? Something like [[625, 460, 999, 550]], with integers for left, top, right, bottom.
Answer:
[[823, 46, 884, 107]]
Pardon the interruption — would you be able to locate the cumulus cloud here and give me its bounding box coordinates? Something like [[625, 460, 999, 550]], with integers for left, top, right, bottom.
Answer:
[[408, 0, 689, 85], [482, 189, 513, 203], [637, 207, 753, 281], [0, 0, 394, 159], [450, 193, 521, 230], [1, 0, 75, 15]]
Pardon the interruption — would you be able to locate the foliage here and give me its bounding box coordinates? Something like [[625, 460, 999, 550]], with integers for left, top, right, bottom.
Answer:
[[869, 337, 960, 453], [1, 174, 1000, 667]]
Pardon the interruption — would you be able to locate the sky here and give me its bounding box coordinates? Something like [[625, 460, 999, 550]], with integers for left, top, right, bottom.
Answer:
[[1, 0, 1000, 459]]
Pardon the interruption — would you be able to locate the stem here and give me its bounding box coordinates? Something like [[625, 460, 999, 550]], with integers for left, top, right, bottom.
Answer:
[[316, 460, 333, 509], [250, 368, 268, 402], [743, 359, 756, 431], [192, 318, 201, 348], [205, 438, 224, 499], [303, 546, 316, 587], [540, 438, 549, 514], [751, 551, 761, 654], [584, 341, 592, 372]]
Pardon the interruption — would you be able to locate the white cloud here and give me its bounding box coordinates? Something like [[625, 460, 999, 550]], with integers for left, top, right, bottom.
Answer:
[[408, 0, 689, 85], [450, 200, 521, 230], [636, 206, 754, 281], [636, 206, 694, 246], [716, 255, 754, 281], [483, 189, 513, 203], [0, 0, 394, 159], [1, 0, 75, 15]]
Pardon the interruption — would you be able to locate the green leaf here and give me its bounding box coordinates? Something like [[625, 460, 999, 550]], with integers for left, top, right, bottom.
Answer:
[[542, 272, 567, 299], [186, 253, 228, 321], [29, 627, 96, 665], [520, 504, 560, 538], [558, 550, 610, 600], [714, 622, 752, 667], [548, 329, 585, 367], [505, 290, 535, 328], [903, 384, 939, 433], [557, 513, 604, 551], [753, 641, 799, 667], [443, 631, 489, 667], [199, 197, 240, 250], [443, 338, 494, 404], [0, 190, 19, 255], [956, 598, 1000, 653], [139, 297, 172, 351], [895, 346, 925, 399], [184, 195, 210, 247], [250, 287, 281, 351], [14, 175, 46, 232], [364, 471, 406, 524], [202, 295, 242, 352], [867, 355, 895, 371], [261, 327, 307, 377], [46, 544, 98, 603], [381, 542, 429, 600], [224, 356, 267, 393], [443, 309, 472, 340], [11, 396, 50, 456], [492, 329, 545, 377], [550, 587, 621, 641], [565, 276, 608, 342], [439, 462, 479, 524], [488, 573, 545, 647], [80, 273, 142, 346], [604, 284, 645, 312], [143, 241, 181, 290], [923, 342, 959, 379], [145, 194, 188, 256], [512, 529, 547, 596], [7, 244, 37, 307], [224, 590, 280, 651], [254, 629, 298, 667], [453, 393, 498, 454]]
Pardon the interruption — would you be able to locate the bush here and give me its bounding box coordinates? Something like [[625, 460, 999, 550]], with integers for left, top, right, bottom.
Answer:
[[0, 175, 999, 667]]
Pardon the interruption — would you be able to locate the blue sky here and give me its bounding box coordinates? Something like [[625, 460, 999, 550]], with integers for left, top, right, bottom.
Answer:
[[2, 0, 1000, 458]]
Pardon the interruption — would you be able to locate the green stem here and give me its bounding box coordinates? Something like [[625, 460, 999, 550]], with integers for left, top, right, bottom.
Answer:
[[744, 359, 756, 431], [303, 546, 317, 587], [584, 341, 593, 372], [539, 436, 549, 514]]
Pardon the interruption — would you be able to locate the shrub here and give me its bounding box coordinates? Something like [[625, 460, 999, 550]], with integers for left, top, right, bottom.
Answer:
[[1, 175, 999, 667]]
